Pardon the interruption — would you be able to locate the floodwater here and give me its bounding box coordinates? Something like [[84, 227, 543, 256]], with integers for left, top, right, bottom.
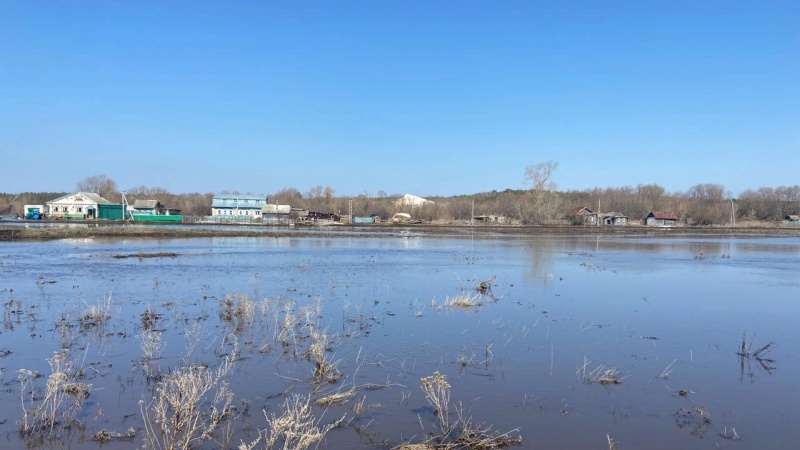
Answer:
[[1, 233, 798, 449]]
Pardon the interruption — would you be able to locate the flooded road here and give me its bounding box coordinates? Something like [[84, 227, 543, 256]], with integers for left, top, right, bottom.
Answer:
[[1, 233, 798, 449]]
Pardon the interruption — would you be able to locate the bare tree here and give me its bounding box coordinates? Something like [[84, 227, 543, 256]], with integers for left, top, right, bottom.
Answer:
[[524, 161, 561, 224], [686, 183, 728, 225], [353, 192, 373, 217], [270, 188, 303, 207], [76, 175, 118, 200], [305, 185, 336, 212]]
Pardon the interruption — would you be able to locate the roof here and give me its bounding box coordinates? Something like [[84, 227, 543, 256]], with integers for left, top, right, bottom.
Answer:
[[212, 194, 266, 209], [132, 199, 161, 209], [648, 211, 678, 220], [46, 192, 112, 205], [602, 211, 627, 218], [571, 206, 595, 215], [786, 215, 800, 220]]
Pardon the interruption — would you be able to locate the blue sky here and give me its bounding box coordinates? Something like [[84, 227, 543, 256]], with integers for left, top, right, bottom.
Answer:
[[1, 1, 797, 197]]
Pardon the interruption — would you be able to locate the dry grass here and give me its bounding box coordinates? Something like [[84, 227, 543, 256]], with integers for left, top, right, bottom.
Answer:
[[139, 330, 165, 381], [219, 293, 257, 332], [140, 333, 237, 450], [403, 372, 522, 449], [434, 293, 483, 310], [577, 357, 627, 386], [90, 427, 136, 442], [239, 393, 344, 450], [82, 295, 113, 324], [315, 387, 357, 407], [308, 326, 341, 383], [475, 275, 496, 294], [18, 349, 90, 436], [420, 372, 451, 429]]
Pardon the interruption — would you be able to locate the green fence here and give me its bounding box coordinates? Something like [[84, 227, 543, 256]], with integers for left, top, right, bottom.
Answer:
[[132, 215, 183, 222]]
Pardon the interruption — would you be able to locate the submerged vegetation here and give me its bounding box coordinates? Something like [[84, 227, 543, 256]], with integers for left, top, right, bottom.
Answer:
[[0, 234, 792, 449]]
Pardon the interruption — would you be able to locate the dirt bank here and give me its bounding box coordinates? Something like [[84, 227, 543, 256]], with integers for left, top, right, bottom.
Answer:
[[1, 222, 798, 241]]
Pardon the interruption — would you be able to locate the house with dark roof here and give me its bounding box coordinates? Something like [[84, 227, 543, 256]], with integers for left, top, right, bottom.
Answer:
[[645, 211, 679, 226], [569, 206, 597, 225], [601, 212, 628, 226], [785, 215, 800, 225]]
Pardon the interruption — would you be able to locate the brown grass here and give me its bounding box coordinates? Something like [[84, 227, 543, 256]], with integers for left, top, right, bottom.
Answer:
[[239, 393, 344, 450], [18, 349, 90, 436]]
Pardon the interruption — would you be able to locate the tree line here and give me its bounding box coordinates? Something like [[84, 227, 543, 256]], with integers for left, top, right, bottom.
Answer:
[[1, 172, 798, 225]]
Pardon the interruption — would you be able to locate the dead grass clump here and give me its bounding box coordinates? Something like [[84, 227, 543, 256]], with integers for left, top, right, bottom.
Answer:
[[420, 372, 451, 429], [475, 275, 496, 294], [315, 387, 357, 407], [63, 383, 91, 404], [675, 405, 712, 437], [219, 293, 257, 332], [275, 301, 300, 347], [352, 395, 382, 420], [82, 295, 113, 325], [308, 327, 341, 383], [403, 372, 522, 449], [139, 330, 165, 381], [436, 294, 482, 310], [576, 357, 627, 386], [239, 393, 344, 450], [90, 427, 136, 442], [18, 349, 89, 436], [141, 307, 161, 331], [141, 334, 237, 450]]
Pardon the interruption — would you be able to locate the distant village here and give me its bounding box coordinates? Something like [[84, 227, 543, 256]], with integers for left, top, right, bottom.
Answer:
[[12, 190, 800, 227]]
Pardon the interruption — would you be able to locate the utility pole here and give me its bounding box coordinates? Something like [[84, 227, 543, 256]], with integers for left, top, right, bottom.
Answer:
[[597, 199, 600, 227], [731, 199, 735, 227], [471, 199, 474, 226]]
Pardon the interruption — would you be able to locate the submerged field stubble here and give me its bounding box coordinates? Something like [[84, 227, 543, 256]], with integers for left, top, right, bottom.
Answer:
[[0, 234, 797, 449]]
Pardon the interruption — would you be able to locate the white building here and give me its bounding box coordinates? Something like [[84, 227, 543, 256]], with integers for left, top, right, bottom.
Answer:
[[211, 194, 267, 217], [46, 192, 112, 219]]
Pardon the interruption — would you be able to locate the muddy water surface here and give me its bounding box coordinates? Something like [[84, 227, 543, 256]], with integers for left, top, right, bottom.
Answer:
[[1, 233, 798, 449]]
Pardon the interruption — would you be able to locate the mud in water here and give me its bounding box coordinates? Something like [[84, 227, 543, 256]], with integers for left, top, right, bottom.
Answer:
[[0, 233, 798, 449]]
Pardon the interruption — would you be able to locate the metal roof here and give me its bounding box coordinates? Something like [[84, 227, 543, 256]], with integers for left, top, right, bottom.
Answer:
[[132, 199, 161, 209], [648, 211, 678, 220], [46, 192, 113, 205]]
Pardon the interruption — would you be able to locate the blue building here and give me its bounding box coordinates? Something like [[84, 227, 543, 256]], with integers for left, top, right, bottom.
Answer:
[[211, 194, 267, 218]]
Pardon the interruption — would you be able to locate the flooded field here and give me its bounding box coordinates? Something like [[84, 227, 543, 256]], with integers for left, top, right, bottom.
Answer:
[[1, 233, 798, 449]]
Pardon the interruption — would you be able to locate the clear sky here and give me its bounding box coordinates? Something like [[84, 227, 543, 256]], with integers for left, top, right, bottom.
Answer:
[[1, 1, 797, 197]]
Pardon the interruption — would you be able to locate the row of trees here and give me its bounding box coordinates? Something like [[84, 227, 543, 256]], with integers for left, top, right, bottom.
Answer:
[[1, 172, 798, 225]]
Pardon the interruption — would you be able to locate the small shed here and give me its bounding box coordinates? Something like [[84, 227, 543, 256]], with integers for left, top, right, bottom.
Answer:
[[473, 214, 507, 224], [785, 215, 800, 225], [261, 204, 291, 225], [601, 212, 628, 226], [646, 211, 678, 226], [98, 204, 125, 220], [132, 199, 166, 215]]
